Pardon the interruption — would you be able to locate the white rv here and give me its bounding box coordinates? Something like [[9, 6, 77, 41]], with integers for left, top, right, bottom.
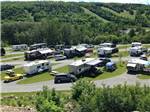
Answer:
[[129, 45, 147, 56], [24, 60, 51, 75], [97, 47, 113, 57], [100, 43, 116, 48], [69, 58, 94, 75], [127, 58, 149, 72], [12, 44, 28, 51], [131, 42, 142, 47]]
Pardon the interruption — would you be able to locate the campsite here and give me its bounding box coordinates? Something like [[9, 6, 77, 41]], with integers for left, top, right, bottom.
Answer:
[[1, 1, 150, 112]]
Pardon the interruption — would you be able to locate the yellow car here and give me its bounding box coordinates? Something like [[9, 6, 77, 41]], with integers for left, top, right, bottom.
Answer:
[[4, 70, 24, 83]]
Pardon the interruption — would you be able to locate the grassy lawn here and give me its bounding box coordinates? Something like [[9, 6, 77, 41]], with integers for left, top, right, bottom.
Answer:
[[143, 44, 150, 48], [118, 45, 130, 49], [1, 53, 23, 59], [112, 51, 129, 57], [0, 57, 24, 62], [1, 67, 24, 80], [17, 65, 67, 84], [85, 63, 126, 80], [17, 72, 54, 84], [137, 74, 150, 79]]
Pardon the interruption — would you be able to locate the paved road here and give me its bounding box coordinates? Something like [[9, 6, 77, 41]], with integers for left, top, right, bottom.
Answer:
[[1, 72, 150, 93]]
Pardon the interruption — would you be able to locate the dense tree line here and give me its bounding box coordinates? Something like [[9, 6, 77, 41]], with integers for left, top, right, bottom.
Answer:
[[1, 1, 150, 46]]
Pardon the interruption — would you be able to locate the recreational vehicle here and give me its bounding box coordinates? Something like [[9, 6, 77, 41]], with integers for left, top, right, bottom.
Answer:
[[24, 60, 51, 75], [131, 42, 142, 47], [29, 43, 47, 50], [100, 43, 116, 48], [69, 58, 94, 75], [129, 46, 147, 56], [64, 48, 76, 58], [12, 44, 28, 51], [25, 48, 53, 60], [127, 58, 149, 73]]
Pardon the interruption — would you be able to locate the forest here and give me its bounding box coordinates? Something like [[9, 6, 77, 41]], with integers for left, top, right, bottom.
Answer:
[[1, 1, 150, 46]]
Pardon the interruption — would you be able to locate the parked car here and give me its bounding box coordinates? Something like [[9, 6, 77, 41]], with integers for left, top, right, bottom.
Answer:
[[54, 54, 67, 61], [4, 70, 23, 83], [54, 73, 77, 83], [105, 62, 116, 71], [0, 64, 15, 71]]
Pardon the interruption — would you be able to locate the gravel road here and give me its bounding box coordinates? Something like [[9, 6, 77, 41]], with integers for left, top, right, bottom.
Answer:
[[1, 72, 150, 93]]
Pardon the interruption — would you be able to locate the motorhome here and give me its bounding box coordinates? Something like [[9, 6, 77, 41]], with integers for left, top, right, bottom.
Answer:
[[25, 48, 54, 60], [129, 46, 147, 56], [127, 58, 150, 73], [24, 60, 51, 75], [100, 43, 116, 48], [29, 43, 47, 50], [12, 44, 28, 51]]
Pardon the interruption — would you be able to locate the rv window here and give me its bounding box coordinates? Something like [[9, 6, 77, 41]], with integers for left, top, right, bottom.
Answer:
[[37, 66, 41, 69], [79, 68, 81, 72], [42, 63, 44, 66], [46, 63, 49, 66]]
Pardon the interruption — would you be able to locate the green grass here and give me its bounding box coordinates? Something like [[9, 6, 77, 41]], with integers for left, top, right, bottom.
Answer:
[[118, 45, 130, 49], [86, 64, 126, 80], [143, 44, 150, 48], [17, 72, 54, 84], [82, 7, 109, 23], [0, 57, 24, 62], [1, 67, 24, 80], [55, 65, 69, 73], [112, 51, 129, 57], [1, 53, 23, 59], [137, 74, 150, 79]]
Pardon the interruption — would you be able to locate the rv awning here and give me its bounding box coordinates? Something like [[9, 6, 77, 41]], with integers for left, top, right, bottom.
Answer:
[[39, 49, 53, 54], [127, 63, 136, 67], [86, 59, 102, 66]]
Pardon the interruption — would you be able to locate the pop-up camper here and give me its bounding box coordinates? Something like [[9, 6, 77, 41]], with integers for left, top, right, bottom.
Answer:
[[12, 44, 28, 51], [24, 60, 51, 75]]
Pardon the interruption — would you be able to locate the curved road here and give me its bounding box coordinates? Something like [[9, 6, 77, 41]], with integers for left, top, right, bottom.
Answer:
[[1, 72, 150, 93]]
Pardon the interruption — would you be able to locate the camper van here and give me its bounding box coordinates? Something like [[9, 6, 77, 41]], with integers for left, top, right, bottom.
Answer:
[[24, 60, 51, 75], [12, 44, 28, 51], [100, 43, 116, 48], [25, 48, 53, 60], [127, 58, 149, 73], [29, 43, 47, 50]]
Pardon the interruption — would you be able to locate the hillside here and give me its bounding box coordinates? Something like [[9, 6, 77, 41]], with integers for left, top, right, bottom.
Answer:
[[1, 2, 150, 45]]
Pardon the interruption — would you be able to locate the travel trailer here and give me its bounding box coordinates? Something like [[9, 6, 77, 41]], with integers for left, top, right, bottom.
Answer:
[[69, 58, 94, 75], [97, 47, 114, 57], [12, 44, 28, 51], [64, 46, 87, 58], [24, 60, 51, 75], [25, 48, 53, 60], [127, 58, 150, 73], [98, 43, 118, 57], [131, 42, 142, 47], [129, 46, 147, 56], [29, 43, 47, 50]]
